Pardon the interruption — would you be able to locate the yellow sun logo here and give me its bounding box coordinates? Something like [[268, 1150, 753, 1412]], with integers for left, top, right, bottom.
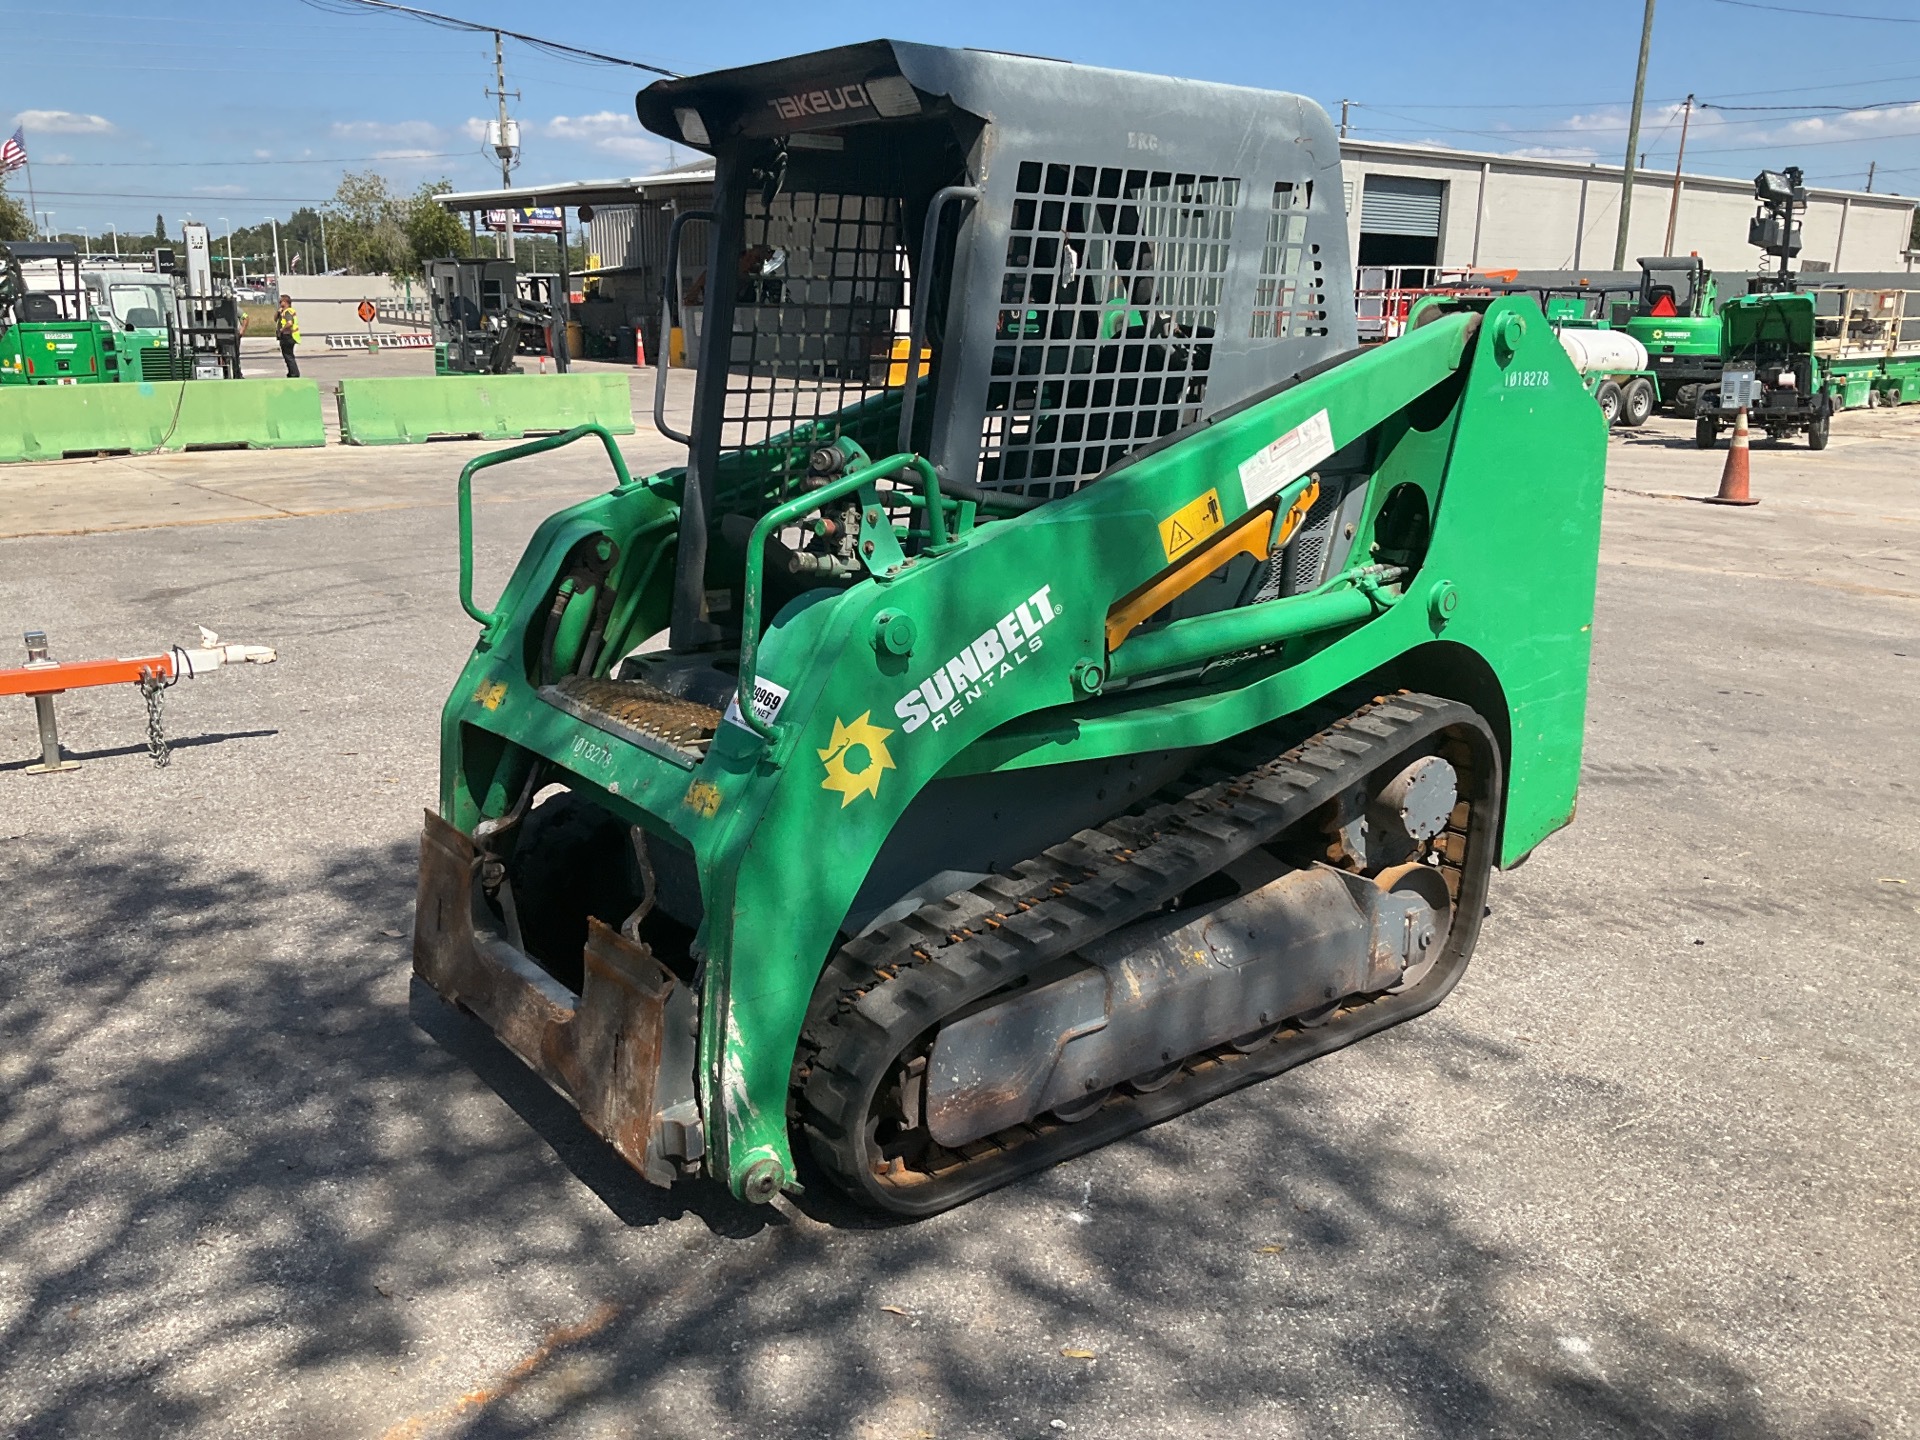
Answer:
[[818, 711, 896, 807]]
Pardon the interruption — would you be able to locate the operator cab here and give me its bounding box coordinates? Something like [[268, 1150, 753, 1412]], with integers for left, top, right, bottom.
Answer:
[[82, 270, 178, 333], [1636, 256, 1705, 318], [633, 39, 1358, 650]]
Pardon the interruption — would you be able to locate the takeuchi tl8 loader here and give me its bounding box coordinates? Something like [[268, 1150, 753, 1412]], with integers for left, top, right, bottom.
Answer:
[[413, 42, 1606, 1216]]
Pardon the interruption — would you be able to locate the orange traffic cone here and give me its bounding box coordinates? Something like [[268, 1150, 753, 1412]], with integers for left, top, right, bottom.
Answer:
[[635, 329, 648, 367], [1703, 405, 1758, 506]]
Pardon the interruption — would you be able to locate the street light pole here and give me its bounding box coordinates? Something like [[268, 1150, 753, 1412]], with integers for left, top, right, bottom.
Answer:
[[264, 217, 284, 287], [39, 210, 54, 240], [320, 212, 328, 273], [220, 218, 234, 283], [108, 225, 119, 259]]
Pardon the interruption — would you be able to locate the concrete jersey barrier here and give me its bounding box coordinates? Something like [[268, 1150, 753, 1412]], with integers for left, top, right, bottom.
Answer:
[[0, 380, 325, 463], [335, 373, 636, 445]]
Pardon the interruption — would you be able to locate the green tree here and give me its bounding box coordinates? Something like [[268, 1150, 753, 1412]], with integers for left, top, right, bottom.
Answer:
[[404, 180, 469, 272], [326, 170, 410, 275], [153, 213, 165, 243], [0, 181, 30, 243]]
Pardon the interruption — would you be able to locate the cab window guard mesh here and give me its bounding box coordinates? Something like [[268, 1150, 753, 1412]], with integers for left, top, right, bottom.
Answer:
[[978, 162, 1238, 502], [715, 191, 915, 508]]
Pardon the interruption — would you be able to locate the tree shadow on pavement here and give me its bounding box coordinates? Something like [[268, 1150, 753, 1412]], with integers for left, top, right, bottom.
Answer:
[[0, 830, 1877, 1440]]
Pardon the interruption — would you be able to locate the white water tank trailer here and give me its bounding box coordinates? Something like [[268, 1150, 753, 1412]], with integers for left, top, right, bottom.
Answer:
[[1558, 327, 1649, 377]]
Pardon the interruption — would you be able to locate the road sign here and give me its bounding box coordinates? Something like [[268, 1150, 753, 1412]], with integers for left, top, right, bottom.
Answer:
[[357, 299, 377, 324]]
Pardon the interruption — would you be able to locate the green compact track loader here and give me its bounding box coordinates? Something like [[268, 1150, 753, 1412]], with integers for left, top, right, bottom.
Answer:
[[414, 41, 1607, 1216]]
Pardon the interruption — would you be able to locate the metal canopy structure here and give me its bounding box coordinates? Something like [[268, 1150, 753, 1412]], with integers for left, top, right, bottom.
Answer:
[[433, 166, 715, 216]]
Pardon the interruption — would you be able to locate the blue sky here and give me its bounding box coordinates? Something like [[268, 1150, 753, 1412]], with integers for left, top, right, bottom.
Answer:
[[6, 0, 1920, 235]]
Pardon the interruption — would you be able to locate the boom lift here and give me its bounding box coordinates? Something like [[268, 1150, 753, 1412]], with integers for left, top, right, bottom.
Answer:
[[412, 42, 1606, 1215]]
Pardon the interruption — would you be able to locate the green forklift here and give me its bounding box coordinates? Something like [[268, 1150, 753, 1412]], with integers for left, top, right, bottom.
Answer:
[[411, 41, 1607, 1215], [1614, 256, 1722, 414], [81, 265, 191, 383], [0, 242, 122, 385]]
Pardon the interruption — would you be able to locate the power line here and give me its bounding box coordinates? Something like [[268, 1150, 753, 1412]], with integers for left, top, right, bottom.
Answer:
[[1704, 0, 1920, 20], [291, 0, 679, 76], [1351, 102, 1879, 141], [37, 153, 468, 169], [1702, 97, 1920, 110], [27, 187, 348, 202]]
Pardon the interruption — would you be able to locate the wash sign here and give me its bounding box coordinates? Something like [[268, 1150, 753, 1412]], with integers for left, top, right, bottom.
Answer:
[[483, 207, 564, 234]]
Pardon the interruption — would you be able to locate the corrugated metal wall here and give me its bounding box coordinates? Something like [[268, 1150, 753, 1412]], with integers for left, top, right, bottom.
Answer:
[[1360, 175, 1446, 237], [582, 188, 714, 356]]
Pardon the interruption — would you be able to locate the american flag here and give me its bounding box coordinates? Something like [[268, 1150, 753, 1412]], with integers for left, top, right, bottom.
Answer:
[[0, 128, 24, 174]]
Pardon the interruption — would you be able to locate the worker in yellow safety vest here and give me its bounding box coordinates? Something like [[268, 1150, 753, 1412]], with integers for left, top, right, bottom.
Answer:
[[275, 294, 302, 378]]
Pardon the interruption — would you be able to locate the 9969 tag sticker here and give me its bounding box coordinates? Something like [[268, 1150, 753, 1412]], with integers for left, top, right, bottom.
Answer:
[[723, 675, 791, 732]]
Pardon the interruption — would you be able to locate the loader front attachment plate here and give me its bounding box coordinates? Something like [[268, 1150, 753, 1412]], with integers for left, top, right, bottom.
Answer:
[[413, 810, 703, 1186]]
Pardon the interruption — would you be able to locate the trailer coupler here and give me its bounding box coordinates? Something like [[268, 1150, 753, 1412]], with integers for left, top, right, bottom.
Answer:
[[412, 810, 703, 1186]]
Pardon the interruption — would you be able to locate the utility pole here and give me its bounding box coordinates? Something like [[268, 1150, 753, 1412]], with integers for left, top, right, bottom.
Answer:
[[1339, 99, 1350, 139], [1663, 93, 1693, 255], [486, 30, 521, 264], [320, 212, 329, 273], [221, 218, 234, 283], [1866, 160, 1877, 193], [108, 225, 118, 259], [264, 216, 283, 284], [1613, 0, 1657, 271]]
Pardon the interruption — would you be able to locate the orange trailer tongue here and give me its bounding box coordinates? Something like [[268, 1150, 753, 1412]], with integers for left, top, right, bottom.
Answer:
[[3, 627, 275, 772]]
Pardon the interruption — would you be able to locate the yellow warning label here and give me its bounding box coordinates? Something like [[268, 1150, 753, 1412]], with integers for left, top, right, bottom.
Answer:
[[1158, 488, 1226, 562]]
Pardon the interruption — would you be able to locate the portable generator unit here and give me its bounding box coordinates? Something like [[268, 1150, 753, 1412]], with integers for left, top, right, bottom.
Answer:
[[412, 41, 1606, 1215]]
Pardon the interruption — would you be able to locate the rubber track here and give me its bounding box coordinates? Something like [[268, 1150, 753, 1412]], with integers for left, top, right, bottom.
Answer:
[[798, 690, 1501, 1217]]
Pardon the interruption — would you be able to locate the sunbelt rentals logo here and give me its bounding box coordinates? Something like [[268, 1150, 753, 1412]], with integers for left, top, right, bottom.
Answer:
[[894, 585, 1059, 735], [819, 712, 895, 806]]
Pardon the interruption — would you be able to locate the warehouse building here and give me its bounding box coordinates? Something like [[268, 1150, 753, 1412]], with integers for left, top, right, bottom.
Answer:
[[441, 138, 1916, 358], [1339, 138, 1914, 277]]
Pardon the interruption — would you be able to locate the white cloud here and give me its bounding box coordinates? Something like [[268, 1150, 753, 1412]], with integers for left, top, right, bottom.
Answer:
[[330, 119, 443, 147], [253, 148, 273, 160], [462, 117, 491, 143], [1503, 145, 1603, 162], [12, 109, 115, 135], [193, 184, 248, 196], [540, 111, 669, 162], [373, 149, 441, 161], [1747, 101, 1920, 147]]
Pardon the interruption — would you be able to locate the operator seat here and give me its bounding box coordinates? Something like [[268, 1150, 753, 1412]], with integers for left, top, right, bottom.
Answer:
[[19, 293, 59, 322]]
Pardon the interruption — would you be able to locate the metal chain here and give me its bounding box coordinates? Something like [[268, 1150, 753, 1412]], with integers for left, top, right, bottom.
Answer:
[[140, 672, 170, 768]]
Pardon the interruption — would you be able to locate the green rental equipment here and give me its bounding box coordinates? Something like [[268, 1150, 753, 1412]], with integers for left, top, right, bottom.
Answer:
[[412, 41, 1607, 1215], [1617, 256, 1723, 414], [0, 242, 122, 386], [1696, 168, 1834, 449], [81, 266, 191, 383]]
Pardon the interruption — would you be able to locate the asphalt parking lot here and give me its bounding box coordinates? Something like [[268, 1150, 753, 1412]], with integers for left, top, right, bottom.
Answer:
[[1, 395, 1916, 1439]]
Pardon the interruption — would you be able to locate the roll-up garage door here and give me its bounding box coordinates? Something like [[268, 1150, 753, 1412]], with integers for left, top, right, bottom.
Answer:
[[1360, 175, 1445, 236]]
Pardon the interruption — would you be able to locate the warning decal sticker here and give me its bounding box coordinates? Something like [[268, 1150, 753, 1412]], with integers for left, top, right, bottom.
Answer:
[[1238, 408, 1336, 510], [1158, 488, 1226, 563]]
